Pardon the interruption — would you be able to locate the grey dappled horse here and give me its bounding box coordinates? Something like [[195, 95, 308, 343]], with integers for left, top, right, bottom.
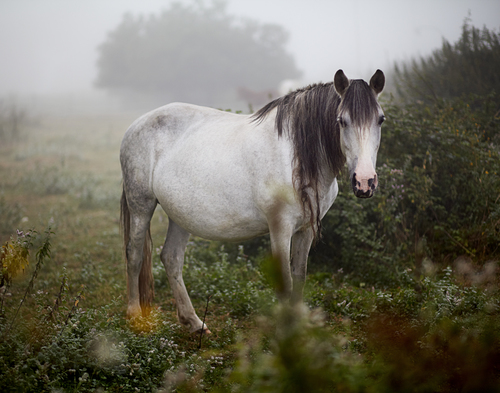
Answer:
[[120, 70, 385, 333]]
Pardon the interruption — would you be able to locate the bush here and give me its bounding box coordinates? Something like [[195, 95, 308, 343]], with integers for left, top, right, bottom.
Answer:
[[380, 94, 500, 262]]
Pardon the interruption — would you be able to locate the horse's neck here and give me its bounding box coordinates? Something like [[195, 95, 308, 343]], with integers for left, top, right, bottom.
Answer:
[[317, 159, 338, 190]]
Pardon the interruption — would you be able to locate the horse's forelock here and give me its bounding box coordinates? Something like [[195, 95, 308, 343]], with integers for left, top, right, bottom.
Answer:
[[338, 80, 380, 128]]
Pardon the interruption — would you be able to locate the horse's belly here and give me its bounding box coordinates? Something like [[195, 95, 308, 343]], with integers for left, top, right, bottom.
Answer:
[[158, 192, 270, 241], [153, 165, 270, 241]]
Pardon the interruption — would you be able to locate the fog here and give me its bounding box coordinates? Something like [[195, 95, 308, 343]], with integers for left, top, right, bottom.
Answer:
[[0, 0, 499, 112]]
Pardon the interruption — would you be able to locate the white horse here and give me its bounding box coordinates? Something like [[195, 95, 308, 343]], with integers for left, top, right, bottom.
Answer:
[[120, 70, 385, 333]]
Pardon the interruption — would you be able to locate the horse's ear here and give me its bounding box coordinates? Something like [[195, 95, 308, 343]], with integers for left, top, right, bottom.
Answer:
[[369, 69, 385, 95], [334, 69, 349, 96]]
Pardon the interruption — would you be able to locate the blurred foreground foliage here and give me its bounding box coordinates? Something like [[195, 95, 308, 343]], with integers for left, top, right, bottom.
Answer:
[[1, 230, 499, 392]]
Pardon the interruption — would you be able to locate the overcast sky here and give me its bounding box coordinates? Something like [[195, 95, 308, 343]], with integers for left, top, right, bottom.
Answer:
[[0, 0, 499, 96]]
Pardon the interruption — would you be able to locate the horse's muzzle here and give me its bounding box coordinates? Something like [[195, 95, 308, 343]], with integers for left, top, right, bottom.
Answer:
[[352, 173, 377, 198]]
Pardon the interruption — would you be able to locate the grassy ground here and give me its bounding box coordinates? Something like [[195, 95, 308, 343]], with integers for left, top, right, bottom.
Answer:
[[1, 114, 131, 305], [1, 112, 499, 392]]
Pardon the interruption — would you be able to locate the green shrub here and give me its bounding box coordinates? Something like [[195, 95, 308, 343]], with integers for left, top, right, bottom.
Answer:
[[380, 94, 500, 261]]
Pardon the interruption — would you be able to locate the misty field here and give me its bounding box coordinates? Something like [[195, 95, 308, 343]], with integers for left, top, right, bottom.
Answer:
[[0, 96, 499, 393]]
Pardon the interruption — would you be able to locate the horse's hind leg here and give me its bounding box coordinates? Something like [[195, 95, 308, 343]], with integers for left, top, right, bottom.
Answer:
[[160, 220, 207, 333], [124, 192, 157, 319]]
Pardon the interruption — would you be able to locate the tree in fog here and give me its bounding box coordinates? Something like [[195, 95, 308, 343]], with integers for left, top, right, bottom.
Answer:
[[95, 1, 301, 105], [394, 18, 500, 105]]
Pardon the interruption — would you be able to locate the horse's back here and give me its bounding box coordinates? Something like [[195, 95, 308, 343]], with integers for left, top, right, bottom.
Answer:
[[121, 103, 250, 188], [122, 103, 237, 149]]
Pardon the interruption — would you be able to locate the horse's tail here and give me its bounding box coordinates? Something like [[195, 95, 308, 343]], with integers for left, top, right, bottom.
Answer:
[[120, 186, 154, 317]]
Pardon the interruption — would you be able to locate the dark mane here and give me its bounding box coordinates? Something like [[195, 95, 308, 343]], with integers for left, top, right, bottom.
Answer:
[[252, 82, 345, 237]]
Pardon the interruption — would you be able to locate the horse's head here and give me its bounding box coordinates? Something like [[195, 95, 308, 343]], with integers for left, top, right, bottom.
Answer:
[[334, 69, 385, 198]]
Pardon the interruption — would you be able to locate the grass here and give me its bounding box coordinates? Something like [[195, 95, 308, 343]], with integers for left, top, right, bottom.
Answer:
[[0, 110, 499, 392]]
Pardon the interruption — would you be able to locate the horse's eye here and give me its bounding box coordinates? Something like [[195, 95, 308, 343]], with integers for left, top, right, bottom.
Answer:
[[337, 117, 346, 128], [378, 115, 385, 125]]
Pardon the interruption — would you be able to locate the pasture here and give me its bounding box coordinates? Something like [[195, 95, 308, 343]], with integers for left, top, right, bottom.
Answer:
[[1, 97, 499, 392]]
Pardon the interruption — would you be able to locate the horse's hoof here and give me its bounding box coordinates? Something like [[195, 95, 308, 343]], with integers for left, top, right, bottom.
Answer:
[[126, 308, 142, 320], [194, 327, 211, 335]]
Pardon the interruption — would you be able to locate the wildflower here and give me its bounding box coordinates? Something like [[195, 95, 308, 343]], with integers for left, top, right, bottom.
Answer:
[[79, 372, 89, 382]]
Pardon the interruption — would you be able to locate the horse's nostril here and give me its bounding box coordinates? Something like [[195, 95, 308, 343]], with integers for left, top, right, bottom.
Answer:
[[355, 188, 373, 198], [368, 178, 377, 190]]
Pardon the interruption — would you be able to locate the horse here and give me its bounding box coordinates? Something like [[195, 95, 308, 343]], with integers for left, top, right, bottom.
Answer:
[[120, 69, 385, 333]]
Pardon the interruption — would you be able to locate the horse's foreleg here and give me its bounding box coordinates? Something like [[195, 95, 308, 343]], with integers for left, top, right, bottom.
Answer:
[[269, 220, 294, 300], [290, 227, 314, 303], [161, 221, 206, 333]]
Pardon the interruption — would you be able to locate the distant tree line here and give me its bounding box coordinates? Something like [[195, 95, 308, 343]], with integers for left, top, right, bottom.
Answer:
[[95, 1, 302, 107]]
